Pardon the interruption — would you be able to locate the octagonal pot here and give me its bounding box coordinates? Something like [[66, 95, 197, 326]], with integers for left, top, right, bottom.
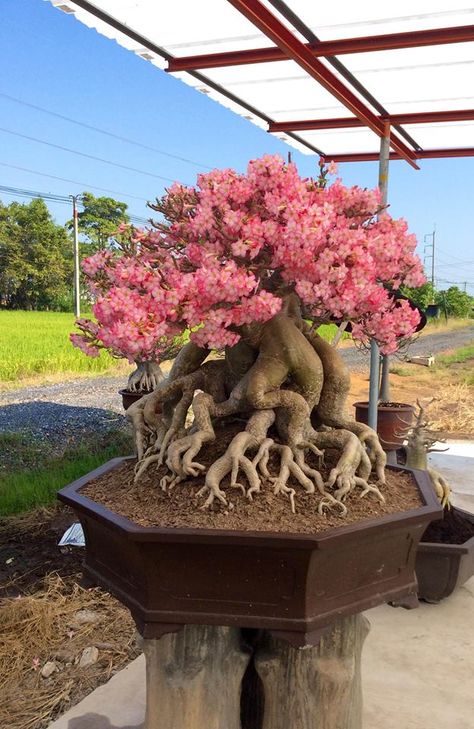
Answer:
[[58, 458, 441, 647]]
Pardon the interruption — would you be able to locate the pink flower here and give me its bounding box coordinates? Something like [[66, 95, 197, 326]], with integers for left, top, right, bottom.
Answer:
[[71, 154, 424, 359]]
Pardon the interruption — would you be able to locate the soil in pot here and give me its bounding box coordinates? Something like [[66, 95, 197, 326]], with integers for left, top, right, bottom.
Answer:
[[422, 507, 474, 544], [81, 424, 422, 534]]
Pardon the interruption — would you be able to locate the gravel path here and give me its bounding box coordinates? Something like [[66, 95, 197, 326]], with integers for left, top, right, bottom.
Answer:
[[339, 324, 474, 372], [1, 325, 473, 450]]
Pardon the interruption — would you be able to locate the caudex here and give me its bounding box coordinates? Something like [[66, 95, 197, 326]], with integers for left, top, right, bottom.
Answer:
[[71, 155, 427, 516], [400, 399, 451, 508]]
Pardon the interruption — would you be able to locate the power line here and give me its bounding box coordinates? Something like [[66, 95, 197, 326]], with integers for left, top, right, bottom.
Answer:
[[436, 261, 474, 268], [0, 183, 149, 224], [0, 127, 182, 183], [0, 92, 213, 171], [436, 248, 470, 263], [0, 184, 70, 205], [0, 162, 148, 202]]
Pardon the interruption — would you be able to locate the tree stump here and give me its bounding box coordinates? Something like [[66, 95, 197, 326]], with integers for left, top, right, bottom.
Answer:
[[142, 624, 250, 729], [254, 615, 370, 729], [143, 616, 370, 729]]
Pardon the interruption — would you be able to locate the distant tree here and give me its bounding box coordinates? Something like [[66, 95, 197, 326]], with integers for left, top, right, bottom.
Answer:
[[0, 198, 73, 310], [401, 282, 436, 311], [72, 192, 129, 251], [436, 286, 474, 318]]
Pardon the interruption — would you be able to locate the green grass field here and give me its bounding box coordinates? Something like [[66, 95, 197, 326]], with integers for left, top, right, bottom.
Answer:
[[0, 310, 126, 382], [0, 428, 133, 516], [0, 311, 348, 385]]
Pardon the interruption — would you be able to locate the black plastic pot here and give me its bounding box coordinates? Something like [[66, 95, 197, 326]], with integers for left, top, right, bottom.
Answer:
[[118, 389, 152, 411], [58, 457, 441, 647], [416, 507, 474, 602]]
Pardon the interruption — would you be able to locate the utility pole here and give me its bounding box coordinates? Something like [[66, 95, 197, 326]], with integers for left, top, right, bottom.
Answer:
[[70, 194, 81, 318], [423, 227, 436, 289]]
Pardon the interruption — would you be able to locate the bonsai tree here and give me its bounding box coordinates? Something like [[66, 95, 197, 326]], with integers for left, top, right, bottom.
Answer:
[[72, 226, 166, 393], [71, 155, 424, 514], [401, 399, 451, 507]]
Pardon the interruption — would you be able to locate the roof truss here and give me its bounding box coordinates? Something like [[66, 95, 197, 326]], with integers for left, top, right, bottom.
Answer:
[[168, 24, 474, 72]]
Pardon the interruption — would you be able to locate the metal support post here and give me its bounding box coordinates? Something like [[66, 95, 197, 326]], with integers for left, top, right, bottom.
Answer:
[[368, 122, 391, 428]]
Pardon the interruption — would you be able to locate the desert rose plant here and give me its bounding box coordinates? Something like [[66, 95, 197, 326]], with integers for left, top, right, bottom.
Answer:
[[71, 155, 424, 514]]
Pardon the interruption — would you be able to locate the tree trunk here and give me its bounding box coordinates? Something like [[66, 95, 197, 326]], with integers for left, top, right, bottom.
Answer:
[[143, 625, 250, 729], [255, 615, 370, 729]]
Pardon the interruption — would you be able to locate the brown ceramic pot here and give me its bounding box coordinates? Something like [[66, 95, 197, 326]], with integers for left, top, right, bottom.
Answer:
[[354, 401, 415, 450], [416, 507, 474, 602], [58, 457, 441, 646]]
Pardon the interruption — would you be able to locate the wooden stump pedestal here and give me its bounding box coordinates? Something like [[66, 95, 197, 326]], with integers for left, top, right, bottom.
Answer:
[[142, 615, 370, 729]]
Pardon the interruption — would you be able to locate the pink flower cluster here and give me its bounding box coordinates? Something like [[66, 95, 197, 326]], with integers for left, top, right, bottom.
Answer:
[[71, 155, 425, 361]]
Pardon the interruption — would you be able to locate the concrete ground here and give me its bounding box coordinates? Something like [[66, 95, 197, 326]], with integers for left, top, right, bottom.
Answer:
[[49, 442, 474, 729]]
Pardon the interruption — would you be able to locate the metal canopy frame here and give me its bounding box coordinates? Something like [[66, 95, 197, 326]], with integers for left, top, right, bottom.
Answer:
[[62, 0, 474, 164], [52, 0, 474, 428], [165, 0, 474, 165]]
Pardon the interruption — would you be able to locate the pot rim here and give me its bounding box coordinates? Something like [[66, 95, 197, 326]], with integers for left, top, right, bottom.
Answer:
[[118, 388, 154, 396], [353, 400, 415, 411], [58, 456, 441, 548], [419, 506, 474, 552]]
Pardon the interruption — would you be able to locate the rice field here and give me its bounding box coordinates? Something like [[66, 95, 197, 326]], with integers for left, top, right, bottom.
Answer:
[[0, 311, 348, 385], [0, 311, 125, 383]]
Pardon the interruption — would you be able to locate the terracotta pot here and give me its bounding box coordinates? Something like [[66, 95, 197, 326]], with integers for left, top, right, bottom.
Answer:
[[354, 401, 415, 450], [58, 457, 441, 647], [416, 507, 474, 602], [118, 389, 153, 411]]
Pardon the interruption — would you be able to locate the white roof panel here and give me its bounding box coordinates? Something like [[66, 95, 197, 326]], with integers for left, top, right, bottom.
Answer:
[[48, 1, 474, 159]]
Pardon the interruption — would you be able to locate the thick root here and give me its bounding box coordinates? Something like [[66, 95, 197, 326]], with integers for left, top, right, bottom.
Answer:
[[312, 429, 385, 505], [427, 467, 451, 509], [129, 312, 388, 518], [198, 411, 275, 508], [127, 360, 165, 392], [126, 394, 154, 461]]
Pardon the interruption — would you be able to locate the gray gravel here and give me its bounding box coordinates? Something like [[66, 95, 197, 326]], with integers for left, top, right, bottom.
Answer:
[[1, 325, 473, 450], [339, 324, 474, 372]]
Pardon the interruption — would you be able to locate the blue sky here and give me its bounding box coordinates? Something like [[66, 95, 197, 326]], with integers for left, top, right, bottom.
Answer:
[[1, 0, 473, 293]]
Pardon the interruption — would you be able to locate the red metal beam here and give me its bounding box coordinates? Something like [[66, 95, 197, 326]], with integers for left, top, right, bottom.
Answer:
[[226, 0, 419, 168], [167, 24, 474, 72], [327, 148, 474, 162], [269, 109, 474, 132]]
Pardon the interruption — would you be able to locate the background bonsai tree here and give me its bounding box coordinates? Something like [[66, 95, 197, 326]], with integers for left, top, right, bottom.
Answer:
[[72, 225, 166, 392], [71, 155, 424, 514], [401, 399, 451, 508]]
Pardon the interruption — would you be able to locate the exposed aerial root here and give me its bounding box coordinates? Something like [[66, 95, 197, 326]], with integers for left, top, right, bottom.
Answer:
[[197, 411, 275, 508], [128, 308, 389, 519], [197, 416, 351, 515], [130, 360, 228, 476], [127, 360, 165, 393], [351, 424, 387, 484], [309, 428, 385, 505], [427, 467, 451, 509], [126, 394, 153, 461]]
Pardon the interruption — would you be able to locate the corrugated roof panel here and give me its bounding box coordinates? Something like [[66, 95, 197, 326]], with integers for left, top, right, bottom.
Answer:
[[48, 1, 474, 158]]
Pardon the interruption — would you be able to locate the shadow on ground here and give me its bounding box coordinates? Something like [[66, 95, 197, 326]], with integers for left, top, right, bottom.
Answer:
[[68, 714, 141, 729], [0, 401, 125, 437]]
